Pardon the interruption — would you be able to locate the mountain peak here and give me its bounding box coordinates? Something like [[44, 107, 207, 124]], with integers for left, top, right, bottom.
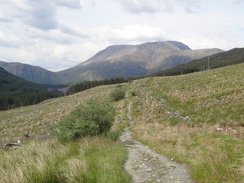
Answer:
[[58, 41, 221, 83], [166, 41, 191, 50]]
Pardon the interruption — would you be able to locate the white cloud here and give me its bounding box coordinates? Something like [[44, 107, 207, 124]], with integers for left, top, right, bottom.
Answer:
[[25, 27, 79, 44], [230, 0, 244, 4], [177, 0, 205, 13], [91, 24, 166, 44], [0, 31, 22, 48], [3, 0, 81, 30], [54, 0, 81, 9], [0, 11, 12, 22], [118, 0, 173, 14], [118, 0, 208, 14], [59, 24, 89, 38]]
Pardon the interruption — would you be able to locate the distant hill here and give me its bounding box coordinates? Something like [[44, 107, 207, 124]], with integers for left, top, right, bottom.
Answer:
[[152, 48, 244, 76], [0, 61, 63, 84], [0, 41, 222, 84], [57, 41, 222, 83], [0, 67, 63, 110], [0, 67, 47, 96]]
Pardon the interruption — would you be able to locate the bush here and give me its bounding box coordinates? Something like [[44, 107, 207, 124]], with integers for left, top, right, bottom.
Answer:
[[103, 131, 120, 141], [110, 86, 126, 101], [56, 99, 115, 143]]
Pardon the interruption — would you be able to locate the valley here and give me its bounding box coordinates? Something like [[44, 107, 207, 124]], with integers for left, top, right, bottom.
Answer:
[[0, 64, 243, 182], [1, 1, 243, 182]]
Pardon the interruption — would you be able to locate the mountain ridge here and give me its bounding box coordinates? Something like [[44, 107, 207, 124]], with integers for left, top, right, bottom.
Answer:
[[0, 41, 222, 84], [0, 61, 63, 85], [57, 41, 222, 83]]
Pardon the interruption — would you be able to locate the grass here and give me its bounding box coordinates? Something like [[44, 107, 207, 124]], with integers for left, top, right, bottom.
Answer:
[[0, 83, 130, 183], [0, 138, 130, 183], [1, 63, 243, 182], [0, 85, 116, 146], [129, 64, 244, 182]]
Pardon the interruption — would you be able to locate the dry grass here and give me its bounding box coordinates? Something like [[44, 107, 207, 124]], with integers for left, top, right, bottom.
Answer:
[[128, 64, 244, 182], [0, 83, 130, 183], [0, 85, 115, 146], [0, 138, 130, 183], [112, 95, 129, 133]]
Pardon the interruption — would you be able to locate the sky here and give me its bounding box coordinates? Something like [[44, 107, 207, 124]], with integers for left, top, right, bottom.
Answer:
[[0, 0, 243, 71]]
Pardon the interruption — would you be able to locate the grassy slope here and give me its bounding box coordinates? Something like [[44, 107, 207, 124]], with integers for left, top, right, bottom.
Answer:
[[1, 64, 243, 182], [0, 84, 130, 183], [129, 63, 244, 182], [0, 85, 116, 144]]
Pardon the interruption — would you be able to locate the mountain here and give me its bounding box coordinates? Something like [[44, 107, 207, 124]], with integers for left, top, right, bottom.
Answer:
[[0, 67, 47, 96], [57, 41, 222, 83], [1, 41, 222, 84], [0, 61, 63, 84], [152, 47, 244, 76]]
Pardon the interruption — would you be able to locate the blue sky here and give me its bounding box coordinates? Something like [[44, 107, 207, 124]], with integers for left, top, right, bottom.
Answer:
[[0, 0, 243, 71]]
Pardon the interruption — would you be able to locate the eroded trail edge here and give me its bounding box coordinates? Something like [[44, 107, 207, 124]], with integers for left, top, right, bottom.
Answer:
[[120, 96, 194, 183]]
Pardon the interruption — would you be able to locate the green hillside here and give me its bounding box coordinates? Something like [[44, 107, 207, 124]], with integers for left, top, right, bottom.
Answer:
[[0, 67, 46, 96], [0, 64, 243, 183], [0, 67, 63, 110], [153, 47, 244, 76]]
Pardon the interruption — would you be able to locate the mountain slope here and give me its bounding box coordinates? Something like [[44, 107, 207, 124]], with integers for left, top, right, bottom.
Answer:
[[0, 61, 63, 84], [1, 41, 222, 84], [153, 47, 244, 76], [0, 67, 47, 96], [58, 41, 222, 83]]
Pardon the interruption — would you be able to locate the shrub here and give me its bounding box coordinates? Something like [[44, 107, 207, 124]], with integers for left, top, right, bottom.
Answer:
[[110, 86, 126, 101], [103, 131, 120, 141], [56, 99, 115, 143]]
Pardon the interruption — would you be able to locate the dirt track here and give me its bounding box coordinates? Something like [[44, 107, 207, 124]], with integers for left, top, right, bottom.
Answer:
[[120, 96, 194, 183]]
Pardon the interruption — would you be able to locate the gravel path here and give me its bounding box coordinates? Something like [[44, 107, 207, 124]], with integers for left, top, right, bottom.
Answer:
[[120, 96, 194, 183]]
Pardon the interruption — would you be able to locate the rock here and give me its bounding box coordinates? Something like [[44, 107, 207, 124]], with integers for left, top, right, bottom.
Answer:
[[2, 140, 23, 150]]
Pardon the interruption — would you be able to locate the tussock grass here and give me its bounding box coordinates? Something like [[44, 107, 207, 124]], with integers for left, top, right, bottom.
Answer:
[[0, 138, 130, 183], [129, 64, 244, 182], [0, 83, 130, 183]]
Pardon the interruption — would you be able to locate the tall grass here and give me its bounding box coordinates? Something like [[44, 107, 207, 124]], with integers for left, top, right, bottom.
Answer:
[[0, 138, 130, 183], [0, 83, 130, 183]]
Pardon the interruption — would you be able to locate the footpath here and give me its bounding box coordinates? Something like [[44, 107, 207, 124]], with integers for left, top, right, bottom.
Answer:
[[120, 96, 194, 183]]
